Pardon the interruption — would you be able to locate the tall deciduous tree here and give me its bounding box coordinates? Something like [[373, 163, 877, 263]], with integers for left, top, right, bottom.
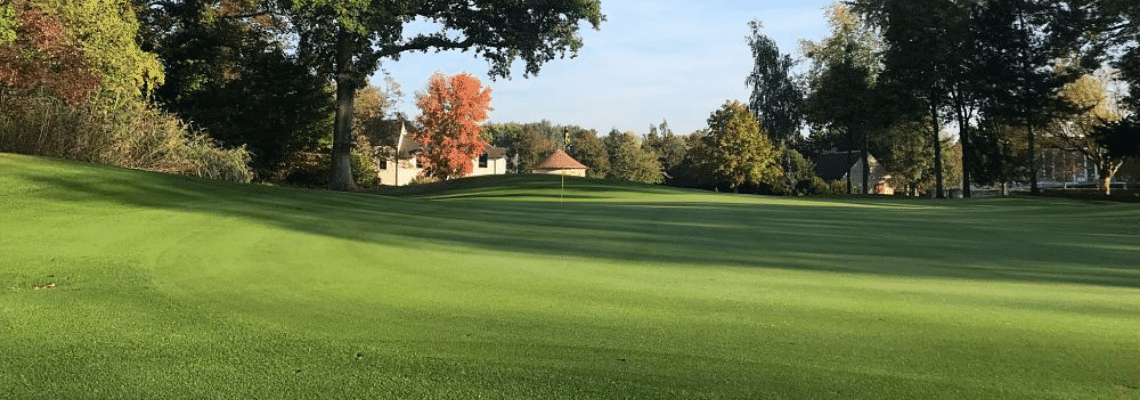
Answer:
[[856, 0, 965, 198], [644, 120, 688, 177], [604, 130, 662, 184], [40, 0, 163, 98], [566, 127, 610, 179], [803, 3, 884, 195], [746, 20, 803, 144], [141, 0, 333, 179], [692, 101, 782, 192], [413, 72, 493, 181], [805, 56, 877, 194], [281, 0, 604, 190], [972, 0, 1094, 195], [1043, 74, 1127, 194]]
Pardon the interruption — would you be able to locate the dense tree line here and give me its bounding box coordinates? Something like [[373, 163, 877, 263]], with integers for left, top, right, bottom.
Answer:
[[803, 0, 1140, 197], [5, 0, 1137, 196], [3, 0, 603, 188]]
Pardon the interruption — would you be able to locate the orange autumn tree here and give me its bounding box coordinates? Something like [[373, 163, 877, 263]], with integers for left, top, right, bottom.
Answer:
[[413, 72, 493, 180]]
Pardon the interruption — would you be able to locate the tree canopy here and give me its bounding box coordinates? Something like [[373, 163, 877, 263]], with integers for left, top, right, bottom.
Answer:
[[413, 72, 493, 181], [746, 20, 802, 144], [278, 0, 604, 190], [692, 101, 783, 192]]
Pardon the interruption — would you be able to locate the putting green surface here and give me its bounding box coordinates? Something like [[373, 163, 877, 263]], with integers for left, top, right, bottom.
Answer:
[[2, 153, 1139, 399]]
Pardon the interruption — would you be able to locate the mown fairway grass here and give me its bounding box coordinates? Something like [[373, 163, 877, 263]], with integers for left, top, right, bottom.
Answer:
[[2, 153, 1139, 399]]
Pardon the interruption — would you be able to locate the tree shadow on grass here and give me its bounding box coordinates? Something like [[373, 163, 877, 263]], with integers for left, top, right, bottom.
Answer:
[[9, 156, 1140, 289]]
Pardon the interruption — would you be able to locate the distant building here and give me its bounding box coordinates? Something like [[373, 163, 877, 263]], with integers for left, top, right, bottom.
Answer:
[[812, 151, 893, 195], [363, 120, 507, 186], [532, 149, 588, 177]]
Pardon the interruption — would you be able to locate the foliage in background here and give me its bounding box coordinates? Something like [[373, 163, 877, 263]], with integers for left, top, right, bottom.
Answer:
[[800, 3, 884, 84], [0, 0, 250, 182], [0, 0, 100, 105], [691, 101, 783, 192], [801, 3, 884, 195], [971, 0, 1092, 195], [280, 0, 604, 190], [1043, 74, 1127, 194], [413, 72, 493, 181], [486, 122, 555, 174], [643, 121, 688, 179], [968, 119, 1030, 194], [0, 2, 15, 45], [745, 20, 803, 144], [141, 0, 332, 181], [0, 92, 251, 182], [603, 130, 662, 184], [853, 0, 967, 198], [41, 0, 163, 98], [566, 128, 610, 179]]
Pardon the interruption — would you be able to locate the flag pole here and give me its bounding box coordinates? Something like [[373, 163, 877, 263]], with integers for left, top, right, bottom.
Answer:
[[561, 128, 569, 204]]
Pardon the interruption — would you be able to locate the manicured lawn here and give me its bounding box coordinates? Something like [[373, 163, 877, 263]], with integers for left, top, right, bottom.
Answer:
[[2, 153, 1138, 399]]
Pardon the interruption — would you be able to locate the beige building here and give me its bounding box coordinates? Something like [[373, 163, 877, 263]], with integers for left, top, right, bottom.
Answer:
[[533, 149, 588, 177], [365, 120, 507, 186]]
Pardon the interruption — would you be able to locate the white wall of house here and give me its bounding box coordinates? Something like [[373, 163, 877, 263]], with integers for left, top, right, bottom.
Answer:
[[376, 158, 423, 186], [468, 153, 507, 178], [376, 155, 507, 186]]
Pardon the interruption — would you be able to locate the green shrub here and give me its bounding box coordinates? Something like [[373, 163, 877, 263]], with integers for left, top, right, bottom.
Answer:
[[409, 174, 438, 186], [352, 133, 378, 188], [827, 180, 854, 195]]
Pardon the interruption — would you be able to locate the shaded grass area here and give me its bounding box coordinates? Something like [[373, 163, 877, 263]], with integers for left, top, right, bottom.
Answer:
[[2, 153, 1139, 399]]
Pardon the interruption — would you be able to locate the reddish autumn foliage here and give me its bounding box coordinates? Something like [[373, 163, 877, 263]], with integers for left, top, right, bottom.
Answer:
[[413, 72, 493, 180], [0, 0, 101, 105]]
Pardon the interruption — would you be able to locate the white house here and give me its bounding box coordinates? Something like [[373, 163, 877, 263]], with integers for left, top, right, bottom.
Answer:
[[366, 120, 507, 186]]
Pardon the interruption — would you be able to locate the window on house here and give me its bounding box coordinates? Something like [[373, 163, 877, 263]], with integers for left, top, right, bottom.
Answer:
[[478, 154, 489, 168], [379, 159, 388, 170]]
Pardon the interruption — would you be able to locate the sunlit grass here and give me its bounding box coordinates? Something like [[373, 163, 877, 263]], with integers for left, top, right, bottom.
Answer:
[[2, 153, 1139, 399]]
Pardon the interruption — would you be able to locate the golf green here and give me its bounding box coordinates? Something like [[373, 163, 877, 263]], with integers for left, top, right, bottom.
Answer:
[[2, 153, 1138, 399]]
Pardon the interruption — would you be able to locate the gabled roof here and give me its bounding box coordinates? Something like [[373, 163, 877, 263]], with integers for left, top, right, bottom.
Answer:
[[534, 149, 588, 170], [366, 119, 507, 159], [485, 146, 507, 159], [812, 151, 862, 181], [361, 120, 419, 153]]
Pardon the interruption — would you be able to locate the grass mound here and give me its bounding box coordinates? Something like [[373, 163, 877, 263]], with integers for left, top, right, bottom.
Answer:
[[2, 153, 1139, 399]]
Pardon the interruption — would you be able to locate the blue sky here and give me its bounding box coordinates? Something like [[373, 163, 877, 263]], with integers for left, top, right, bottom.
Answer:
[[372, 1, 837, 135]]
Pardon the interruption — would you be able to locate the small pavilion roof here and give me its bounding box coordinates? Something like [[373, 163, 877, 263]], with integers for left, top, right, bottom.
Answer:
[[534, 149, 587, 170]]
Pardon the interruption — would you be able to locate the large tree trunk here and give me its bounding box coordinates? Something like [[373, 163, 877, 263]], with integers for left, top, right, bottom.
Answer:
[[861, 134, 869, 195], [930, 104, 944, 199], [956, 105, 972, 198], [1099, 160, 1123, 196], [1028, 123, 1038, 195], [329, 32, 358, 191]]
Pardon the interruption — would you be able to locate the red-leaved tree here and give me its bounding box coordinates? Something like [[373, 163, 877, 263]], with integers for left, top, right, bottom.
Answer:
[[0, 0, 100, 105], [413, 72, 493, 180]]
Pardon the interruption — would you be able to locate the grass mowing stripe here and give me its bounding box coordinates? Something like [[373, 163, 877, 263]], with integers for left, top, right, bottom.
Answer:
[[2, 153, 1139, 399]]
